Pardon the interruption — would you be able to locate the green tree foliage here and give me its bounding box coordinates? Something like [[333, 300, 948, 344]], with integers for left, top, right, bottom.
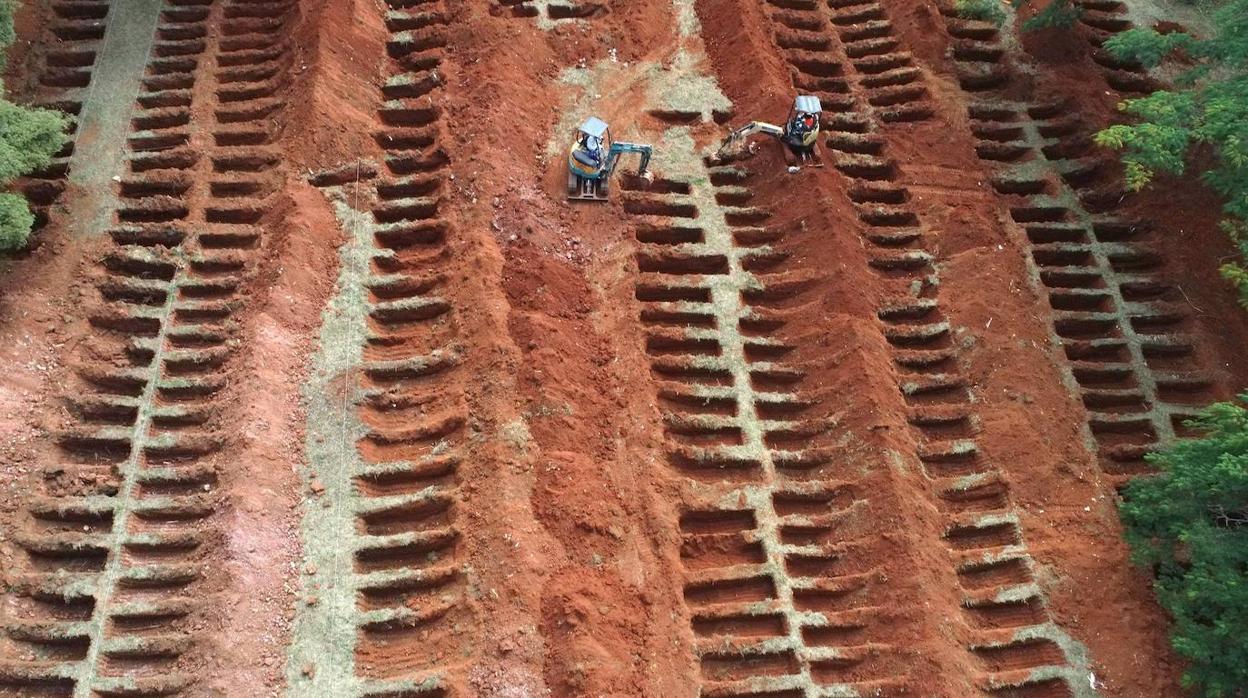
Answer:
[[961, 0, 1081, 31], [0, 0, 68, 251], [1093, 0, 1248, 303], [0, 99, 68, 183], [1222, 220, 1248, 301], [956, 0, 1007, 27], [1119, 397, 1248, 697], [1015, 0, 1081, 31], [0, 192, 32, 248], [0, 1, 15, 63]]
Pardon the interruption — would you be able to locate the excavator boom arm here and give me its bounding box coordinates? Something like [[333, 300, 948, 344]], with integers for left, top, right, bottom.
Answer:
[[606, 142, 653, 177], [715, 121, 785, 162], [729, 121, 784, 140]]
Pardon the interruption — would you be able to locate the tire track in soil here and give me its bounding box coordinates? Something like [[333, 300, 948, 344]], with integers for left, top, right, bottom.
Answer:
[[734, 0, 1101, 694], [287, 1, 474, 695], [935, 3, 1221, 486], [0, 0, 297, 694]]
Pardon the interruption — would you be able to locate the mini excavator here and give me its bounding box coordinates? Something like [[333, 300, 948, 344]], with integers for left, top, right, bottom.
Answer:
[[715, 95, 823, 173], [567, 116, 653, 202]]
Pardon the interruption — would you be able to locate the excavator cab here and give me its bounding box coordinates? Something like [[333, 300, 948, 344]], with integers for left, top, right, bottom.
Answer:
[[570, 117, 611, 179], [783, 95, 822, 152]]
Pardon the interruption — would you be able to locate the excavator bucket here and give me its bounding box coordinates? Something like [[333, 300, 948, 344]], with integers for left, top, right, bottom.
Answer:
[[712, 120, 782, 165], [712, 137, 753, 165]]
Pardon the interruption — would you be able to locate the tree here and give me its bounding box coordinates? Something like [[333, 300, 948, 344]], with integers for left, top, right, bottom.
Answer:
[[956, 0, 1007, 27], [1092, 0, 1248, 302], [0, 0, 14, 58], [1119, 397, 1248, 696], [1016, 0, 1080, 32], [954, 0, 1080, 31], [0, 0, 68, 251]]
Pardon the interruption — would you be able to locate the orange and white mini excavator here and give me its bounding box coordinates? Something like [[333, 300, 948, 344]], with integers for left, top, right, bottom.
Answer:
[[715, 95, 823, 173]]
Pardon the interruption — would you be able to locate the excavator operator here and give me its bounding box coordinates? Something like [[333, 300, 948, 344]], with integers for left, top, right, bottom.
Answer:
[[784, 111, 819, 156], [574, 132, 604, 168], [788, 111, 818, 145]]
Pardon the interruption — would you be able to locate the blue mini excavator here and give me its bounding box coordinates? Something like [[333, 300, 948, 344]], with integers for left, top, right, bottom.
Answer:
[[567, 117, 653, 202]]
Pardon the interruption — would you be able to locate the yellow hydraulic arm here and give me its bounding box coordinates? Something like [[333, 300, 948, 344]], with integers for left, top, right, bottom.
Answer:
[[715, 121, 785, 162]]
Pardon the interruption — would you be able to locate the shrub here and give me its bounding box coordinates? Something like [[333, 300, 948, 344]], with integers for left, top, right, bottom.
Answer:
[[0, 0, 68, 250], [1119, 397, 1248, 696], [0, 1, 14, 63], [0, 191, 33, 248], [956, 0, 1007, 27], [1016, 0, 1081, 32], [1221, 220, 1248, 306], [0, 99, 68, 183]]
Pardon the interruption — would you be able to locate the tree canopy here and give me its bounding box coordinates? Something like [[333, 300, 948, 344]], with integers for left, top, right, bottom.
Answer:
[[1093, 0, 1248, 302], [1120, 397, 1248, 696], [0, 0, 68, 251]]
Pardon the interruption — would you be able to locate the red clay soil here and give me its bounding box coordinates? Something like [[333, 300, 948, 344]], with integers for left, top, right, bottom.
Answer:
[[279, 0, 389, 173], [502, 239, 695, 696], [992, 4, 1248, 394], [0, 0, 104, 500], [441, 3, 702, 693], [0, 0, 118, 636], [903, 0, 1248, 687], [0, 3, 330, 694], [685, 6, 1017, 671], [2, 0, 51, 93], [2, 0, 1247, 695], [695, 0, 1222, 692], [743, 142, 997, 694], [199, 180, 341, 695], [840, 57, 1193, 695]]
